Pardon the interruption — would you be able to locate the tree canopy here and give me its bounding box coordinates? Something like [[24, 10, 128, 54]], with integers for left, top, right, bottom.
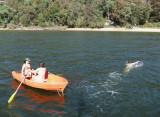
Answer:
[[0, 0, 159, 28]]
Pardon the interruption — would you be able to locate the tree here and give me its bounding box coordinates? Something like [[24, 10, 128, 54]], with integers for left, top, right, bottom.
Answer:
[[0, 4, 11, 27], [1, 0, 158, 28], [149, 0, 160, 22], [80, 0, 105, 28], [110, 0, 151, 26], [99, 0, 116, 20]]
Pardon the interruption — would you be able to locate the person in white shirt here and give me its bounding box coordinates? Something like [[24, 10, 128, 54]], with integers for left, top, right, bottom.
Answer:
[[32, 62, 48, 83], [21, 58, 32, 78]]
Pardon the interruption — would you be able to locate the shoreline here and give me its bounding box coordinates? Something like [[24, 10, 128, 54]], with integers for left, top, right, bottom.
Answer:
[[66, 27, 160, 32], [0, 27, 160, 32]]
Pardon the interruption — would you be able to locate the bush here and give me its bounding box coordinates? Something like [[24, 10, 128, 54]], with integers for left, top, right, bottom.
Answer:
[[143, 22, 160, 28]]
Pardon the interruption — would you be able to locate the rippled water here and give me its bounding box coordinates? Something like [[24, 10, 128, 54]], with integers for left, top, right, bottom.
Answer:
[[0, 31, 160, 117]]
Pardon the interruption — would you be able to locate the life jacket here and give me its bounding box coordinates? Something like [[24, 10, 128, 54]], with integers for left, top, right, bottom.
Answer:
[[45, 69, 48, 79]]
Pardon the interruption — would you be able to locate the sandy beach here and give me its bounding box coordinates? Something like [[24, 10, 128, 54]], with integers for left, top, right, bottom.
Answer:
[[0, 26, 160, 32], [66, 27, 160, 32]]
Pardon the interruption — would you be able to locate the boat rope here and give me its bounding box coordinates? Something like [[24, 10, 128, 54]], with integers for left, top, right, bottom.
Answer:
[[57, 88, 64, 96]]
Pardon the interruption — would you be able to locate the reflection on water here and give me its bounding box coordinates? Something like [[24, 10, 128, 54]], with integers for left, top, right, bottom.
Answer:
[[10, 81, 65, 116]]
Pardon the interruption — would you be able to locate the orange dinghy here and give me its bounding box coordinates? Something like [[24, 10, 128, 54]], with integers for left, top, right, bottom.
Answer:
[[11, 71, 68, 95]]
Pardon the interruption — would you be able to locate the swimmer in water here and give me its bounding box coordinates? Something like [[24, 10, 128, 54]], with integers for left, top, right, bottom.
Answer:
[[124, 60, 143, 73]]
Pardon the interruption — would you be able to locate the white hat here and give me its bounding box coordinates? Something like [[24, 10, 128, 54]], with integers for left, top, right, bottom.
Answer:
[[25, 58, 31, 61]]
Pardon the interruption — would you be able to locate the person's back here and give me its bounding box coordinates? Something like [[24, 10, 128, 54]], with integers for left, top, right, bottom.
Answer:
[[35, 67, 46, 81], [32, 63, 48, 83]]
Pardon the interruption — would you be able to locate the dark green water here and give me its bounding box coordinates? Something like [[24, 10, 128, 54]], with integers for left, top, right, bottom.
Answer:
[[0, 31, 160, 117]]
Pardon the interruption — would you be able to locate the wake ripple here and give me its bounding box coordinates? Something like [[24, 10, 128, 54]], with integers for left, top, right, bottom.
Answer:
[[77, 72, 122, 114], [78, 71, 122, 99]]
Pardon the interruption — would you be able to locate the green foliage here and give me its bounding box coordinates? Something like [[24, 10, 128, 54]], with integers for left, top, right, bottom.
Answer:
[[110, 0, 152, 26], [143, 22, 160, 28], [0, 0, 158, 28], [149, 0, 160, 22], [99, 0, 116, 19], [0, 4, 11, 26]]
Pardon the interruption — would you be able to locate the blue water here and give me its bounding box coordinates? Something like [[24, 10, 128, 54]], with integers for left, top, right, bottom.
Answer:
[[0, 31, 160, 117]]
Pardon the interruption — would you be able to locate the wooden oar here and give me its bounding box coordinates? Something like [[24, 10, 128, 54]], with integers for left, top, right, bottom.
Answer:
[[8, 76, 25, 104]]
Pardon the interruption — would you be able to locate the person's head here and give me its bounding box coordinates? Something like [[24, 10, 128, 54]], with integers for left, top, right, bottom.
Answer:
[[24, 58, 31, 64], [39, 62, 45, 67]]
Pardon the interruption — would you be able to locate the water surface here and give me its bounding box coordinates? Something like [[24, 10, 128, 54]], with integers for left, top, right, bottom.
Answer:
[[0, 31, 160, 117]]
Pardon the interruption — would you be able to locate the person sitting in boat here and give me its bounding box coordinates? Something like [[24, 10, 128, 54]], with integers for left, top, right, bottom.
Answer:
[[32, 62, 48, 83], [21, 58, 33, 78]]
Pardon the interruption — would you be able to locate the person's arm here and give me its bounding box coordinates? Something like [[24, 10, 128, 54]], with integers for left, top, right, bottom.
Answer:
[[21, 64, 25, 77], [33, 68, 39, 75]]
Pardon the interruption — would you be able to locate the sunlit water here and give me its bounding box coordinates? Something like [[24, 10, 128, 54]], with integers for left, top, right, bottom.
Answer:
[[0, 31, 160, 117]]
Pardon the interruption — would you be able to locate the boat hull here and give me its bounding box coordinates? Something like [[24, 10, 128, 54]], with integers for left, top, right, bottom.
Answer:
[[11, 71, 68, 93]]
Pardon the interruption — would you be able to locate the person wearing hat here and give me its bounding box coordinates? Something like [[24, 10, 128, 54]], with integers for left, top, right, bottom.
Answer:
[[32, 62, 48, 83], [21, 58, 32, 78]]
